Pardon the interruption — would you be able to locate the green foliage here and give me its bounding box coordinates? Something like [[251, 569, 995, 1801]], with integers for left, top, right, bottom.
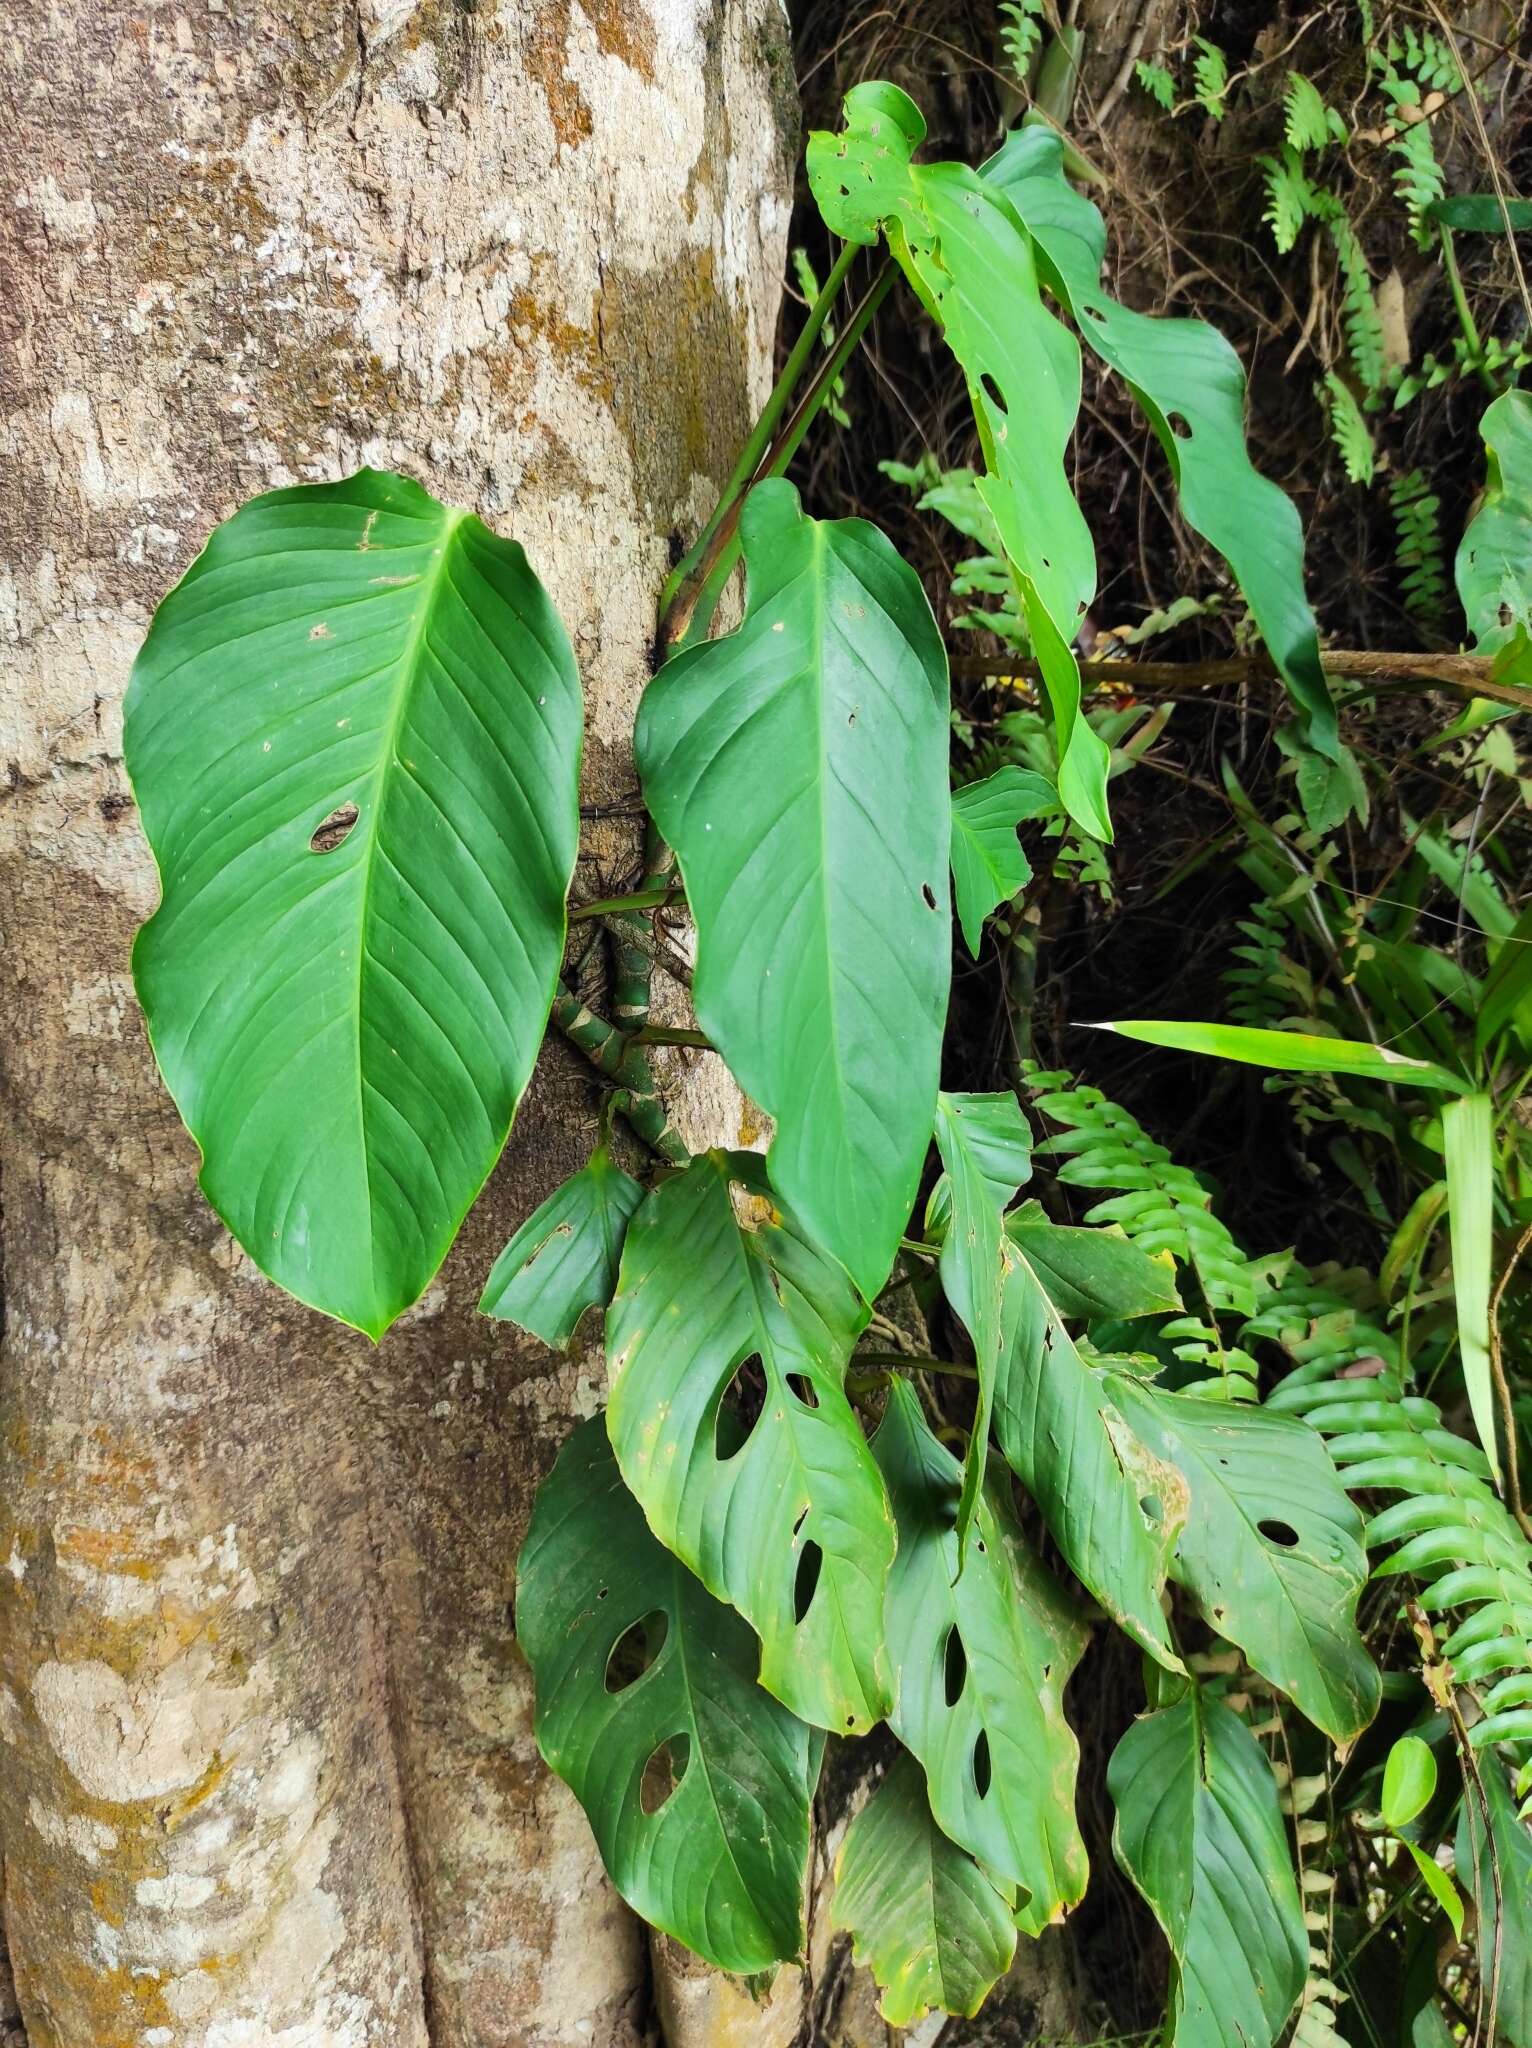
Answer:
[[480, 1143, 643, 1348], [1325, 210, 1388, 396], [1109, 1689, 1309, 2048], [1457, 1755, 1532, 2044], [832, 1754, 1018, 2025], [1135, 59, 1176, 111], [1284, 72, 1345, 153], [516, 1418, 815, 1971], [790, 246, 851, 427], [949, 767, 1055, 954], [1191, 38, 1229, 121], [637, 479, 952, 1302], [1322, 371, 1376, 485], [124, 469, 583, 1338], [1457, 390, 1532, 677], [1390, 468, 1449, 630], [999, 0, 1044, 83], [1261, 149, 1318, 254]]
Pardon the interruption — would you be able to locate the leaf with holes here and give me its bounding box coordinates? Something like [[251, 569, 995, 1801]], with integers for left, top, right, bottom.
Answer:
[[516, 1416, 815, 1973], [950, 767, 1056, 955], [1110, 1691, 1307, 2048], [124, 469, 582, 1338], [479, 1146, 643, 1349], [933, 1091, 1033, 1561], [832, 1752, 1018, 2026], [606, 1150, 894, 1734], [636, 480, 951, 1304], [984, 126, 1348, 786], [872, 1378, 1088, 1932], [1458, 390, 1532, 685], [808, 85, 1112, 841], [1110, 1379, 1379, 1744], [992, 1240, 1186, 1672]]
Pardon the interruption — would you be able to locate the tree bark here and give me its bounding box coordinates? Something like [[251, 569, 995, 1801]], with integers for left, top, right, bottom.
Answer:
[[0, 5, 794, 2042]]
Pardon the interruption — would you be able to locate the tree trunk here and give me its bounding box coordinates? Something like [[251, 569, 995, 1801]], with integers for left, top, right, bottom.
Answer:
[[0, 6, 793, 2041]]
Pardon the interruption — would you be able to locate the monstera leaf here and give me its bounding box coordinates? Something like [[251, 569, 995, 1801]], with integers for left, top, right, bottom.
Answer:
[[932, 1091, 1033, 1557], [872, 1379, 1088, 1932], [1457, 389, 1532, 680], [1111, 1379, 1379, 1744], [808, 85, 1112, 840], [517, 1417, 815, 1973], [987, 126, 1343, 771], [833, 1753, 1018, 2027], [606, 1151, 894, 1734], [949, 767, 1056, 955], [125, 469, 582, 1337], [992, 1240, 1186, 1670], [1110, 1691, 1307, 2048], [480, 1146, 643, 1349], [636, 480, 951, 1304]]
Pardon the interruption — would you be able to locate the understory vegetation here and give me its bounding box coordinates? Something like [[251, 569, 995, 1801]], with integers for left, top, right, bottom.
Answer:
[[120, 1, 1531, 2041]]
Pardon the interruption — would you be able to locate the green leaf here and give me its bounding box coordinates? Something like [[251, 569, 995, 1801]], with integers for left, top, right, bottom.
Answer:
[[1442, 1090, 1500, 1484], [1401, 1838, 1465, 1939], [1096, 1019, 1468, 1092], [1110, 1692, 1307, 2048], [517, 1417, 814, 1973], [992, 1239, 1188, 1671], [1382, 1735, 1437, 1828], [1429, 194, 1532, 233], [1458, 391, 1532, 677], [1004, 1211, 1182, 1320], [1457, 1756, 1532, 2047], [479, 1147, 643, 1348], [832, 1753, 1018, 2026], [933, 1091, 1033, 1559], [1476, 900, 1532, 1053], [1110, 1379, 1380, 1744], [808, 85, 1113, 841], [871, 1379, 1089, 1931], [636, 479, 951, 1304], [125, 469, 582, 1338], [985, 127, 1344, 773], [950, 767, 1055, 955], [606, 1151, 894, 1734]]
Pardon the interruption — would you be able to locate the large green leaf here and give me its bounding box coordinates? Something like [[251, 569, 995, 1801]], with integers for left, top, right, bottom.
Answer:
[[987, 126, 1342, 769], [1476, 899, 1532, 1054], [932, 1091, 1033, 1558], [871, 1378, 1088, 1931], [832, 1752, 1018, 2026], [1443, 1090, 1500, 1483], [992, 1242, 1187, 1671], [1004, 1209, 1182, 1320], [950, 767, 1055, 955], [480, 1146, 643, 1349], [1430, 194, 1532, 233], [1097, 1019, 1467, 1093], [808, 85, 1112, 840], [606, 1151, 894, 1734], [1110, 1692, 1307, 2048], [1457, 389, 1532, 680], [125, 469, 582, 1338], [1456, 1755, 1532, 2048], [636, 480, 951, 1303], [517, 1417, 814, 1973], [1111, 1379, 1379, 1744]]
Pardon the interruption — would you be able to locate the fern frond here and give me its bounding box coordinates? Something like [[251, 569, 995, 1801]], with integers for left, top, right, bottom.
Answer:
[[999, 0, 1045, 83], [1261, 149, 1319, 254], [1024, 1061, 1267, 1340], [1135, 59, 1176, 111], [1385, 25, 1463, 95], [1192, 38, 1229, 122], [1225, 896, 1313, 1029], [1323, 208, 1388, 395], [1322, 372, 1376, 484], [1256, 1274, 1532, 1749], [1285, 72, 1341, 153], [1389, 116, 1446, 248], [1389, 469, 1449, 630]]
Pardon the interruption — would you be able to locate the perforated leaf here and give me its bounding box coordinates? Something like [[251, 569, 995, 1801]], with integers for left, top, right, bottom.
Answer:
[[517, 1417, 814, 1973], [933, 1091, 1033, 1558], [992, 1242, 1186, 1670], [1111, 1379, 1380, 1744], [636, 480, 951, 1303], [808, 85, 1112, 840], [125, 469, 582, 1337], [950, 767, 1055, 954], [480, 1147, 643, 1349], [833, 1753, 1018, 2026], [1110, 1692, 1307, 2048], [606, 1151, 894, 1734], [872, 1379, 1088, 1932]]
